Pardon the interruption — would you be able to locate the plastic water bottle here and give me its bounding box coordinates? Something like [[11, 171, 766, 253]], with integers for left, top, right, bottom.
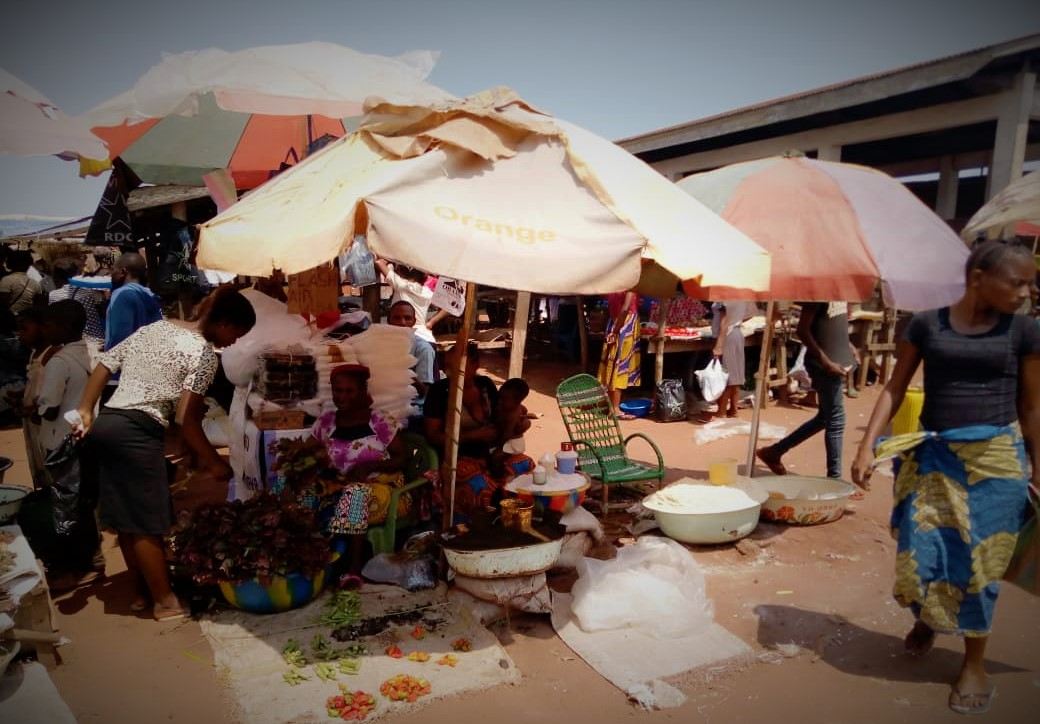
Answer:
[[556, 442, 578, 475]]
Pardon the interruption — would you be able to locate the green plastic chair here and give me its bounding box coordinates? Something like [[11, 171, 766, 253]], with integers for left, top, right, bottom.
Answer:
[[555, 374, 665, 514], [366, 432, 439, 555]]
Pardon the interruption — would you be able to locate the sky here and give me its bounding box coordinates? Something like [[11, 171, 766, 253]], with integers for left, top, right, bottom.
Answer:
[[1, 0, 1038, 218]]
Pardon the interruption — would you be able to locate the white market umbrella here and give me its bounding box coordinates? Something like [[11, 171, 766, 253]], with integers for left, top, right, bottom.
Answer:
[[961, 171, 1040, 241], [198, 87, 771, 294], [0, 67, 107, 160], [678, 154, 970, 476], [80, 42, 455, 188], [198, 87, 773, 523]]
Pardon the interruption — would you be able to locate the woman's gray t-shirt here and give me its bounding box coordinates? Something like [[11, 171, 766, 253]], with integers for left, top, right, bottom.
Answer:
[[906, 308, 1040, 431]]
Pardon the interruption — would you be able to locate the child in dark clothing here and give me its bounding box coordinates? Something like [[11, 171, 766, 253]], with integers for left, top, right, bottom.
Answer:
[[488, 378, 532, 478], [36, 300, 103, 590]]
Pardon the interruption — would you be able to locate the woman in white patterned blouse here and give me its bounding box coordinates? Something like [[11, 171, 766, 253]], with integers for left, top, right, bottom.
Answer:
[[73, 286, 256, 621]]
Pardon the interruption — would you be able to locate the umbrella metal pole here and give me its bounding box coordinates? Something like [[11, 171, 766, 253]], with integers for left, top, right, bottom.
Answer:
[[443, 282, 478, 530], [745, 300, 777, 476]]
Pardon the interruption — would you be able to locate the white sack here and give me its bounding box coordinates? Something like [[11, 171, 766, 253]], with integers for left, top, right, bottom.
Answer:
[[452, 573, 552, 614], [570, 536, 713, 638]]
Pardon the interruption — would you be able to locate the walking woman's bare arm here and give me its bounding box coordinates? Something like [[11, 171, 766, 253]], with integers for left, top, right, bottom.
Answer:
[[850, 339, 922, 489]]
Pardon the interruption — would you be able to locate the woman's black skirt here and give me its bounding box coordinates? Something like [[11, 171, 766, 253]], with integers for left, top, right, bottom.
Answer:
[[91, 408, 172, 535]]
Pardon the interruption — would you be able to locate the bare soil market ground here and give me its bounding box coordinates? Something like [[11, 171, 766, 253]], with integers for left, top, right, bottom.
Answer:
[[2, 353, 1038, 723]]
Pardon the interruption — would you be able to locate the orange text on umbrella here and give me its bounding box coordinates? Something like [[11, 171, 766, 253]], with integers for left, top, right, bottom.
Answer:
[[434, 205, 556, 244]]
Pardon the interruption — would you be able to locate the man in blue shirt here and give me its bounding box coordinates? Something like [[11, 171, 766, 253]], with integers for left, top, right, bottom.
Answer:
[[100, 252, 162, 406], [106, 252, 163, 350], [387, 300, 436, 421]]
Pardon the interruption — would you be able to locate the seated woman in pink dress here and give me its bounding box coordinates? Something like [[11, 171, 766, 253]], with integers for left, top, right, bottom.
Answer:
[[309, 364, 409, 574]]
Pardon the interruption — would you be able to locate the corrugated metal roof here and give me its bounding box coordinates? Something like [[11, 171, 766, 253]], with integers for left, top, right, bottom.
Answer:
[[0, 216, 91, 242], [126, 184, 212, 212]]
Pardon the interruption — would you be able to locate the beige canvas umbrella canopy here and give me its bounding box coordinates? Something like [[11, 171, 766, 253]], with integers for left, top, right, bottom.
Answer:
[[1, 67, 107, 160], [961, 171, 1040, 241], [198, 87, 770, 294], [198, 87, 773, 523]]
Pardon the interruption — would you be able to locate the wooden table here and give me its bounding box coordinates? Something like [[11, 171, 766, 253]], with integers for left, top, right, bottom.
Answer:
[[1, 527, 61, 670], [849, 308, 898, 388]]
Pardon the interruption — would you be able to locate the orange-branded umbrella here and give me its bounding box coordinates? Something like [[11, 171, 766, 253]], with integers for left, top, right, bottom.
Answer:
[[198, 87, 771, 296]]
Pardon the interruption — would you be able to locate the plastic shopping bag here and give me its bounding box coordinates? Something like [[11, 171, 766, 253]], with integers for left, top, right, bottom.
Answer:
[[694, 358, 728, 403], [788, 345, 812, 392], [342, 235, 377, 287], [570, 536, 713, 637], [653, 378, 687, 422]]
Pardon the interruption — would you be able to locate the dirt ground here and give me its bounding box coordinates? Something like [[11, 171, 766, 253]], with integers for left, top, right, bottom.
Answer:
[[2, 349, 1039, 723]]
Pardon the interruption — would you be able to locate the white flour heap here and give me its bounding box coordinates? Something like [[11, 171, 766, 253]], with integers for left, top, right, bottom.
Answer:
[[644, 483, 758, 513]]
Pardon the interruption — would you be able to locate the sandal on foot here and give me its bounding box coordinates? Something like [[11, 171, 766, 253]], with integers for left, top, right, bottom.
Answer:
[[949, 682, 995, 715], [154, 602, 190, 622], [614, 412, 636, 421], [129, 596, 151, 612], [756, 448, 787, 475], [904, 621, 936, 657]]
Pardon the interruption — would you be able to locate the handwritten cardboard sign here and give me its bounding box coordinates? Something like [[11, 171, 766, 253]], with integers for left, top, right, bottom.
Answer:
[[287, 264, 339, 315]]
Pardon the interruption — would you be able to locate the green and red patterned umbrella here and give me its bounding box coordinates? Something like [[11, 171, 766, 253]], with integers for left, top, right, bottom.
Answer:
[[81, 42, 454, 189]]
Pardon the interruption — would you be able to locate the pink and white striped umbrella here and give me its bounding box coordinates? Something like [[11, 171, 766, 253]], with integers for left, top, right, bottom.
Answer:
[[678, 154, 970, 310]]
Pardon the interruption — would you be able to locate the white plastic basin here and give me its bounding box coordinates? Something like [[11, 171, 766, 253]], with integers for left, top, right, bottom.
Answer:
[[641, 477, 768, 544]]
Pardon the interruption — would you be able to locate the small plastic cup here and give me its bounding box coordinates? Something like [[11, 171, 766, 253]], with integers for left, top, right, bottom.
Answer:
[[708, 458, 737, 485]]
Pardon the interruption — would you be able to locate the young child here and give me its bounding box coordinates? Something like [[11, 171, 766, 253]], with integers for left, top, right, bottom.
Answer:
[[495, 378, 532, 453], [9, 307, 57, 488], [487, 378, 532, 478], [35, 300, 102, 589]]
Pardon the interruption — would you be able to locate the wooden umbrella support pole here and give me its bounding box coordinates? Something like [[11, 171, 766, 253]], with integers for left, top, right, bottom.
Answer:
[[442, 281, 479, 531], [745, 300, 777, 477]]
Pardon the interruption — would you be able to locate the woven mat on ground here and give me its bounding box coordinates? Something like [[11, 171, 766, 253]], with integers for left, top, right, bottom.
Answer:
[[550, 592, 752, 707], [200, 582, 519, 723]]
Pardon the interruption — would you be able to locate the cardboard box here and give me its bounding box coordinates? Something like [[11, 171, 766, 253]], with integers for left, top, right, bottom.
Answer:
[[229, 420, 310, 500], [252, 409, 307, 430]]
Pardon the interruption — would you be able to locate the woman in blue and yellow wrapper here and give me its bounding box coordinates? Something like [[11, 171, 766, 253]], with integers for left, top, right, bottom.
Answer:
[[852, 239, 1040, 716]]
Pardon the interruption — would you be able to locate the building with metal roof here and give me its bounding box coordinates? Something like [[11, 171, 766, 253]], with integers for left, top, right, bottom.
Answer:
[[618, 33, 1040, 226]]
